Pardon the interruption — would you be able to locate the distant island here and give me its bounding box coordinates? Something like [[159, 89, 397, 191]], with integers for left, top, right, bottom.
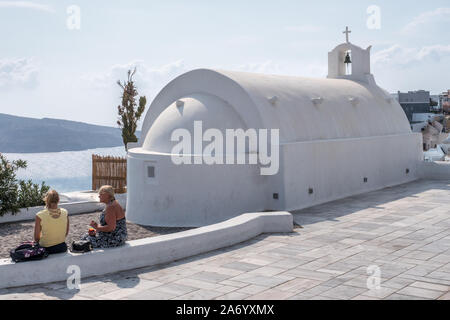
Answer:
[[0, 113, 139, 153]]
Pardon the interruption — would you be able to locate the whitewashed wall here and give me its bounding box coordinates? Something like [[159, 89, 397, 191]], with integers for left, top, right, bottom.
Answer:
[[279, 133, 423, 211], [126, 152, 268, 227]]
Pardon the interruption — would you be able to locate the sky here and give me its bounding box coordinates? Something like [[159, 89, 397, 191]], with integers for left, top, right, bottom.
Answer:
[[0, 0, 449, 127]]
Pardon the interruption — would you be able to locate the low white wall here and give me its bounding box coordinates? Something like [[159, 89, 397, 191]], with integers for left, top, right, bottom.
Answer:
[[418, 161, 450, 180], [0, 211, 293, 289], [0, 195, 127, 225]]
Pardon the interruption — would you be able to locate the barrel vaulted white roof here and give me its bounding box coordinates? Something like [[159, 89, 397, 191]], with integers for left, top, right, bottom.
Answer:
[[140, 68, 411, 153]]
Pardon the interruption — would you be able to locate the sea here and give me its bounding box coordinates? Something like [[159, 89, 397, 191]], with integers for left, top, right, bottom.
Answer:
[[3, 147, 127, 193]]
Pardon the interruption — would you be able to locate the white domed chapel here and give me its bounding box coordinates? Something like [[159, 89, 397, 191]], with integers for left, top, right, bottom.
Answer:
[[126, 28, 423, 227]]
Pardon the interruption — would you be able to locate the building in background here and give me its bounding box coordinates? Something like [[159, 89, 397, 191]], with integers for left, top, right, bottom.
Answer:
[[430, 94, 441, 111], [441, 90, 450, 114], [397, 90, 431, 122]]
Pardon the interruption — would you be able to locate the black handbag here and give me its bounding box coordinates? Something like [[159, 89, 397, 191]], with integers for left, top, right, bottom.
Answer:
[[71, 240, 93, 253]]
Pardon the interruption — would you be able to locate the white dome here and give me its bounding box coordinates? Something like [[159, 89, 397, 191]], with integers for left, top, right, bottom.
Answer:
[[142, 93, 246, 153]]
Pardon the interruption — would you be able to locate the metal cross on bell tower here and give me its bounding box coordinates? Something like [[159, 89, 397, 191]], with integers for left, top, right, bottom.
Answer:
[[343, 26, 351, 43]]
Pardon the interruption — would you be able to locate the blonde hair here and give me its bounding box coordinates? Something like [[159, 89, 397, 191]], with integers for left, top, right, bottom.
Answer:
[[44, 190, 60, 208], [99, 185, 115, 201]]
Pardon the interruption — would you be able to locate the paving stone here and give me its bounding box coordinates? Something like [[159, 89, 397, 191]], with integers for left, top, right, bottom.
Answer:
[[174, 289, 223, 300], [237, 285, 270, 295], [151, 283, 198, 296], [430, 254, 450, 264], [361, 287, 397, 299], [320, 285, 367, 300], [189, 272, 231, 283], [191, 265, 243, 277], [382, 277, 415, 290], [246, 289, 296, 300], [396, 286, 443, 299], [347, 223, 384, 232], [219, 280, 249, 288], [125, 289, 178, 300], [401, 250, 438, 261], [316, 268, 347, 276], [402, 266, 437, 277], [269, 257, 314, 269], [230, 274, 293, 288], [309, 295, 342, 300], [427, 271, 450, 282], [386, 293, 430, 300], [342, 275, 376, 289], [0, 293, 43, 300], [214, 285, 240, 294], [239, 257, 278, 266], [275, 278, 322, 292], [77, 282, 126, 298], [438, 292, 450, 300], [410, 281, 449, 292], [173, 278, 219, 290], [29, 292, 64, 300], [215, 292, 249, 300], [281, 268, 334, 282], [247, 266, 285, 277], [98, 288, 140, 300], [396, 273, 450, 286], [351, 295, 380, 300]]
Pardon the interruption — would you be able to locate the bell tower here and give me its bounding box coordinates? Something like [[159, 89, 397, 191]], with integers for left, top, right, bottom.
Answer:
[[327, 27, 375, 85]]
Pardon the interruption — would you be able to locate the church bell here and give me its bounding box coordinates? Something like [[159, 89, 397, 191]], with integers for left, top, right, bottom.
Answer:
[[344, 52, 352, 64]]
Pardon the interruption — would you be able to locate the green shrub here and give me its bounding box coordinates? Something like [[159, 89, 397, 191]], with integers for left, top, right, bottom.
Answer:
[[0, 153, 50, 216], [17, 180, 50, 210]]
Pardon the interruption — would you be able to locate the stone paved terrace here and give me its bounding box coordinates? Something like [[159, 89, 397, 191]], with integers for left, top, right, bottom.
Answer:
[[1, 179, 450, 300]]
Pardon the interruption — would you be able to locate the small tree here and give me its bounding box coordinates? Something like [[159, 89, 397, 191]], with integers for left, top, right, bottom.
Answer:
[[117, 68, 147, 151], [0, 153, 49, 216]]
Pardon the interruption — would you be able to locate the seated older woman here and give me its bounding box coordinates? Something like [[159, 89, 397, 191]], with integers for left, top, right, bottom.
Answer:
[[81, 185, 127, 248], [34, 190, 69, 254]]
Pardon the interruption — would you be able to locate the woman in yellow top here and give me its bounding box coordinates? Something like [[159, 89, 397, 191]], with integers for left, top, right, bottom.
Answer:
[[34, 190, 69, 254]]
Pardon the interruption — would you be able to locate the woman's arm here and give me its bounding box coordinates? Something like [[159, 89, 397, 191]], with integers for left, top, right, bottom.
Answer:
[[66, 215, 70, 237], [95, 207, 117, 233], [34, 216, 41, 243]]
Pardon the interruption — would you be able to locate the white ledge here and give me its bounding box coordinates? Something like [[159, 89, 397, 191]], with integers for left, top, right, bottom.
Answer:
[[0, 211, 293, 289], [418, 161, 450, 180]]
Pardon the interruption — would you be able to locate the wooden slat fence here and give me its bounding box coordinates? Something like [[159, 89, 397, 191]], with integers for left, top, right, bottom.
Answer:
[[92, 155, 127, 193]]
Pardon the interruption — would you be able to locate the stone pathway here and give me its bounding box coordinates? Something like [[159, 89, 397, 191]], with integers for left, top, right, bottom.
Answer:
[[1, 179, 450, 300]]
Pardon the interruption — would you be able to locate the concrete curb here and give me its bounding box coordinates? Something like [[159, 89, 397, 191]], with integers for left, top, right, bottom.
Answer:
[[0, 211, 293, 289]]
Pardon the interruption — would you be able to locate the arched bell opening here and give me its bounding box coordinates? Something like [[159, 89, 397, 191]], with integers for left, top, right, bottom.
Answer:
[[344, 50, 352, 75]]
